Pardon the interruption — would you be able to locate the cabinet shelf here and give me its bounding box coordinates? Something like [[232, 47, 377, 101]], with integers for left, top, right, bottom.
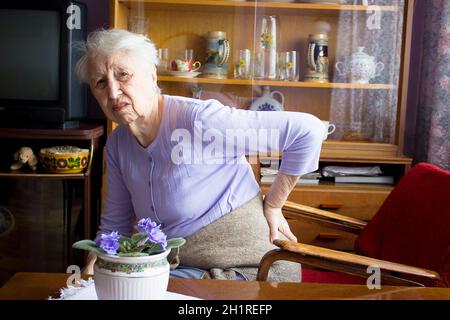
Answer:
[[120, 0, 399, 15], [158, 75, 395, 90], [257, 141, 412, 164], [0, 170, 85, 179], [0, 123, 104, 140], [261, 181, 394, 192]]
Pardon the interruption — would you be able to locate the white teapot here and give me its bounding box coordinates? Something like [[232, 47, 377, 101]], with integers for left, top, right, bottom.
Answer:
[[335, 47, 384, 84], [250, 86, 285, 111]]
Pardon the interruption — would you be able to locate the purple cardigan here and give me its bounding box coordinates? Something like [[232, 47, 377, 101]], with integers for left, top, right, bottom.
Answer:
[[97, 95, 323, 240]]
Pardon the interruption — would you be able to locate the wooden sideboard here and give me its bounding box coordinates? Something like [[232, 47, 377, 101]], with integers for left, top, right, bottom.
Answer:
[[0, 124, 104, 285]]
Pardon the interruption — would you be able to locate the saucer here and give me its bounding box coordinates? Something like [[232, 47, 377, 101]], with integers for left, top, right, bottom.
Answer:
[[168, 71, 201, 78]]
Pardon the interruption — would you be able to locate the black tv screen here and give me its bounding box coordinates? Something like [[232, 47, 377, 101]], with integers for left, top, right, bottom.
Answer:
[[0, 10, 60, 101], [0, 1, 87, 129]]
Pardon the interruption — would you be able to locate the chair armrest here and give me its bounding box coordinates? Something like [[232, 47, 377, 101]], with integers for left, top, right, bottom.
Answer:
[[283, 201, 367, 234], [257, 240, 441, 286]]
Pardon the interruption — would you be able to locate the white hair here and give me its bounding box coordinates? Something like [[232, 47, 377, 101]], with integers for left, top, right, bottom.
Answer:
[[75, 28, 159, 84]]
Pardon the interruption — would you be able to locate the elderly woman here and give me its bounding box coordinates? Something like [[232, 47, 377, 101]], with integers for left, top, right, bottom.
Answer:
[[76, 29, 323, 281]]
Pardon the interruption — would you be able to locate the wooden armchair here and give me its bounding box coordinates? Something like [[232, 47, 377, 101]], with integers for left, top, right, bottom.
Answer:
[[258, 163, 450, 287]]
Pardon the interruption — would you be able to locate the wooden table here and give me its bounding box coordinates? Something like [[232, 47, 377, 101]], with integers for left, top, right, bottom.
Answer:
[[1, 272, 450, 300]]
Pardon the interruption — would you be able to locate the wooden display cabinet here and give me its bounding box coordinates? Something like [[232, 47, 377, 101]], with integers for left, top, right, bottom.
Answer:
[[109, 0, 414, 249]]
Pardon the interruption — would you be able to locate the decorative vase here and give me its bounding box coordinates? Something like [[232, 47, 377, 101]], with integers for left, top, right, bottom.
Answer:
[[94, 249, 170, 300], [255, 15, 278, 80], [203, 31, 230, 79], [304, 21, 330, 83], [249, 86, 285, 111], [335, 47, 385, 84]]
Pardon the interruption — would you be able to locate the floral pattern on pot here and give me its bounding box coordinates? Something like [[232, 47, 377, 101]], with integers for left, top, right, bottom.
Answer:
[[96, 256, 168, 274], [39, 146, 89, 173], [41, 155, 86, 172]]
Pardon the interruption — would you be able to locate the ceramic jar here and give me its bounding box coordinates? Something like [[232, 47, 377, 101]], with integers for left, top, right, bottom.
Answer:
[[94, 249, 170, 300], [335, 47, 384, 84], [250, 86, 284, 111], [203, 31, 230, 79], [304, 33, 329, 83]]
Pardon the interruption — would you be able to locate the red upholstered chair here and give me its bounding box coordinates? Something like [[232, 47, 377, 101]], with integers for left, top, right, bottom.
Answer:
[[258, 162, 450, 287]]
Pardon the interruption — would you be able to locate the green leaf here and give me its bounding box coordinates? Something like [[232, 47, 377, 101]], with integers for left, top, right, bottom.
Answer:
[[134, 245, 150, 253], [117, 252, 149, 257], [118, 236, 133, 253], [144, 243, 165, 255], [72, 240, 105, 255], [124, 242, 133, 252], [130, 233, 148, 245], [166, 238, 186, 249], [119, 235, 132, 245]]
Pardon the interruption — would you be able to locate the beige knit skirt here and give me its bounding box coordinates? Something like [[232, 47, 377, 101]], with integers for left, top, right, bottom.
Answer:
[[171, 193, 301, 282]]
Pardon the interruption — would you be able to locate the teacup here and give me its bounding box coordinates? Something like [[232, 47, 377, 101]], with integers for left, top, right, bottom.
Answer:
[[321, 121, 336, 140], [172, 59, 201, 72]]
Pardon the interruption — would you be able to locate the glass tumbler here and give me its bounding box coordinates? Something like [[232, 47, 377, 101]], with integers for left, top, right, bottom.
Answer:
[[277, 51, 287, 80], [157, 48, 170, 73], [181, 49, 194, 62], [285, 51, 298, 81], [234, 49, 251, 79]]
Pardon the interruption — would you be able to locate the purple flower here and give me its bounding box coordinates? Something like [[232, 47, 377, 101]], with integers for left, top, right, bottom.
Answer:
[[137, 218, 167, 249], [136, 217, 156, 233], [96, 231, 120, 255]]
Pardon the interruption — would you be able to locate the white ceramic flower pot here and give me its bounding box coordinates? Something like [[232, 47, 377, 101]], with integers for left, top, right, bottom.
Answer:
[[94, 249, 170, 300]]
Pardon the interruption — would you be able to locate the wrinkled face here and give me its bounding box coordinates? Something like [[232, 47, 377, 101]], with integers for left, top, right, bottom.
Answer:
[[88, 52, 157, 126]]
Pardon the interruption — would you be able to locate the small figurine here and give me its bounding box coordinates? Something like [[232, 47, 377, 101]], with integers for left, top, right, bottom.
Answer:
[[10, 146, 38, 171]]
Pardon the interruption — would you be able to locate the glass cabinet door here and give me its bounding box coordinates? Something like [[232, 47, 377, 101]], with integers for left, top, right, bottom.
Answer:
[[108, 0, 413, 224], [330, 0, 405, 144], [112, 0, 409, 147]]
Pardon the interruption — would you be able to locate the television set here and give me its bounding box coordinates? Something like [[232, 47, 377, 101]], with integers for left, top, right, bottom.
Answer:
[[0, 0, 87, 129]]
